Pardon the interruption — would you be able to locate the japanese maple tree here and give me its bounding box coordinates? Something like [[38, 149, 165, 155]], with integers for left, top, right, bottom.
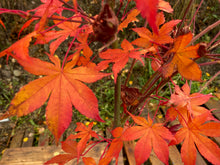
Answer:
[[0, 0, 220, 165]]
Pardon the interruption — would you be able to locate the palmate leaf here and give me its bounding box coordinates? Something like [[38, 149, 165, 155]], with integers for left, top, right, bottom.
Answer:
[[166, 81, 215, 126], [158, 0, 173, 13], [174, 113, 220, 165], [121, 113, 173, 165], [44, 140, 78, 165], [67, 122, 99, 159], [35, 14, 83, 55], [135, 0, 159, 34], [118, 9, 140, 32], [135, 0, 173, 34], [99, 127, 124, 165], [98, 39, 144, 83], [132, 12, 181, 49], [162, 32, 202, 81], [0, 45, 109, 142]]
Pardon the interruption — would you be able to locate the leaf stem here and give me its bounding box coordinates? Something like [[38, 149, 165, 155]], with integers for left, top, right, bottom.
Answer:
[[124, 59, 136, 86], [140, 70, 161, 94], [61, 36, 77, 70], [58, 0, 95, 21]]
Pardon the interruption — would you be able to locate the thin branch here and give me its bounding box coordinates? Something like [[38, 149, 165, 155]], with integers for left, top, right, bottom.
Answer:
[[176, 0, 194, 36], [189, 0, 204, 27], [124, 59, 136, 86], [208, 31, 220, 48], [199, 71, 220, 93], [190, 20, 220, 45], [204, 56, 220, 61], [58, 0, 74, 9], [206, 54, 220, 56], [199, 61, 220, 66], [61, 35, 77, 70], [32, 15, 88, 24], [59, 0, 95, 21], [208, 39, 220, 51]]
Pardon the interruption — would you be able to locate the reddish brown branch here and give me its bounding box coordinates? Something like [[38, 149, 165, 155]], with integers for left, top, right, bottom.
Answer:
[[190, 20, 220, 45]]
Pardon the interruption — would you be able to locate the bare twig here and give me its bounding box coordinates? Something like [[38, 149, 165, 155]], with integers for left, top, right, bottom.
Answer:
[[189, 0, 204, 27], [190, 20, 220, 45], [199, 71, 220, 93], [124, 59, 136, 86], [208, 39, 220, 51], [208, 31, 220, 48], [176, 0, 194, 36]]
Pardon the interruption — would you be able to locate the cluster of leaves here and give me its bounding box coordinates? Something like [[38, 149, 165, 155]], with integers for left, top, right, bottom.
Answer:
[[0, 0, 220, 164]]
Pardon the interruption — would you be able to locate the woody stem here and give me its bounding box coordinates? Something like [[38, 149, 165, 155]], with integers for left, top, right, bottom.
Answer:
[[113, 73, 122, 129]]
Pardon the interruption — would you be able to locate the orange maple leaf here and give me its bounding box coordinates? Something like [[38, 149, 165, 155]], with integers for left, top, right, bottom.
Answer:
[[68, 30, 94, 67], [169, 81, 212, 112], [0, 52, 109, 142], [174, 112, 220, 165], [121, 113, 173, 165], [166, 81, 215, 124], [132, 12, 181, 49], [44, 139, 78, 165], [118, 9, 140, 32], [67, 122, 99, 159], [158, 0, 173, 13], [98, 127, 124, 165], [98, 39, 144, 83], [29, 0, 69, 32], [35, 14, 84, 55], [83, 157, 96, 165], [162, 32, 202, 81], [18, 0, 69, 36], [0, 31, 37, 58]]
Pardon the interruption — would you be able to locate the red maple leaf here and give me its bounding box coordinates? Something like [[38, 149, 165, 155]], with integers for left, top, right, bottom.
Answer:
[[98, 127, 124, 165], [118, 9, 140, 32], [135, 0, 159, 34], [0, 31, 37, 58], [29, 0, 69, 32], [158, 0, 173, 13], [68, 29, 94, 67], [121, 113, 173, 165], [162, 32, 202, 81], [35, 14, 84, 55], [0, 49, 109, 142], [29, 0, 67, 17], [166, 81, 215, 124], [44, 139, 78, 165], [169, 81, 212, 110], [173, 112, 220, 165], [132, 12, 181, 48], [98, 39, 144, 83], [45, 122, 98, 164], [67, 122, 99, 159], [18, 0, 69, 37]]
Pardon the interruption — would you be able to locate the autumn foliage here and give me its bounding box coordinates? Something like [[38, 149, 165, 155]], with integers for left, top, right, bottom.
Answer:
[[0, 0, 220, 165]]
